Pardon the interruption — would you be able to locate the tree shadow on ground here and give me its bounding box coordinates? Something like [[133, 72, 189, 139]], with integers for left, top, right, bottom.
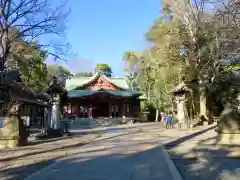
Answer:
[[0, 123, 169, 180], [0, 145, 172, 180], [164, 125, 217, 150], [2, 123, 239, 180], [164, 125, 240, 180], [0, 127, 147, 162], [0, 158, 58, 180], [27, 126, 137, 146], [170, 144, 240, 180]]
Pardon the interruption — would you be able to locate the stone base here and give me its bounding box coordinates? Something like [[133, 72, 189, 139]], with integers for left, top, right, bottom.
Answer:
[[217, 133, 240, 145], [63, 132, 72, 137], [46, 128, 63, 138], [0, 136, 22, 149], [0, 115, 28, 148]]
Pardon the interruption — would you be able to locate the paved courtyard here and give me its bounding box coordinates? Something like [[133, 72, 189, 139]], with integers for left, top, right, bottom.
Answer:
[[0, 123, 239, 180], [23, 123, 177, 180], [163, 125, 240, 180]]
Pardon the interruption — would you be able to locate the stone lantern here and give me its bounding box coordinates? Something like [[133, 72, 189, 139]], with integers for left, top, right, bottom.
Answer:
[[46, 76, 66, 136], [171, 82, 192, 128]]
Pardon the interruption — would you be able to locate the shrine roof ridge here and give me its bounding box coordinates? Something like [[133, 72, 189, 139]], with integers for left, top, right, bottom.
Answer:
[[65, 71, 131, 91]]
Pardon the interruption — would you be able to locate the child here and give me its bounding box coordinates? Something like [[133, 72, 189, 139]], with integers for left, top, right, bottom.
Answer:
[[165, 111, 173, 129]]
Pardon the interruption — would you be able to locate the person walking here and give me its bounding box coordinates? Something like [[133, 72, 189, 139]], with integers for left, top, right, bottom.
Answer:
[[160, 112, 165, 122], [165, 111, 173, 129]]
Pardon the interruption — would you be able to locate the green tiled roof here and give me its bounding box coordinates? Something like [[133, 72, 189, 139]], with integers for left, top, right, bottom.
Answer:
[[110, 78, 130, 89], [68, 90, 141, 98], [65, 72, 131, 91], [65, 77, 89, 91]]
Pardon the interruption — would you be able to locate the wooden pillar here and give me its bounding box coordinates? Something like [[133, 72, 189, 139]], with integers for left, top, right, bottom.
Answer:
[[122, 104, 125, 118], [76, 102, 80, 117], [109, 104, 112, 117], [89, 104, 93, 119], [129, 103, 132, 117]]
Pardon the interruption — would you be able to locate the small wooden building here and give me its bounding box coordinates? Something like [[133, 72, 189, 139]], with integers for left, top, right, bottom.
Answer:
[[64, 72, 142, 119]]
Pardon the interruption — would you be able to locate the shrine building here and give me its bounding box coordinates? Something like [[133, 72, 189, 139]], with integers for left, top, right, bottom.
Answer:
[[64, 72, 142, 118]]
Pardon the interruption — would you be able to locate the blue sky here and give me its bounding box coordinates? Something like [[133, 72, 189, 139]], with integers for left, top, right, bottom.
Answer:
[[46, 0, 160, 76]]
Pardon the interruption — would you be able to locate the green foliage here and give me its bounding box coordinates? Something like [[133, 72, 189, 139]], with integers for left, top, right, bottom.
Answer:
[[95, 63, 112, 77], [124, 18, 183, 109], [123, 0, 240, 113], [12, 44, 48, 91], [0, 0, 69, 71], [231, 65, 240, 71], [47, 64, 72, 86]]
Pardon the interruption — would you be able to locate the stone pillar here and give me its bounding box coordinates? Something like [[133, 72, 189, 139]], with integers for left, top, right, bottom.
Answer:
[[177, 100, 185, 124], [47, 107, 52, 127], [43, 107, 52, 133], [50, 102, 60, 130], [47, 94, 62, 137]]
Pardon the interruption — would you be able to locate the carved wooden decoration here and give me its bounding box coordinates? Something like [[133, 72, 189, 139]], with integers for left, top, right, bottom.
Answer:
[[86, 77, 119, 90]]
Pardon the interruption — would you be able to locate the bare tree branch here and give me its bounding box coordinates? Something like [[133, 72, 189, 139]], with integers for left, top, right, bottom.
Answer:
[[0, 0, 70, 70]]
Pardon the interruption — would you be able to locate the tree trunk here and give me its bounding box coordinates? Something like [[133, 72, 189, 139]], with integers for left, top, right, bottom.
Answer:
[[0, 57, 5, 71], [198, 79, 209, 126], [0, 28, 10, 71], [155, 109, 159, 122], [199, 86, 207, 117]]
